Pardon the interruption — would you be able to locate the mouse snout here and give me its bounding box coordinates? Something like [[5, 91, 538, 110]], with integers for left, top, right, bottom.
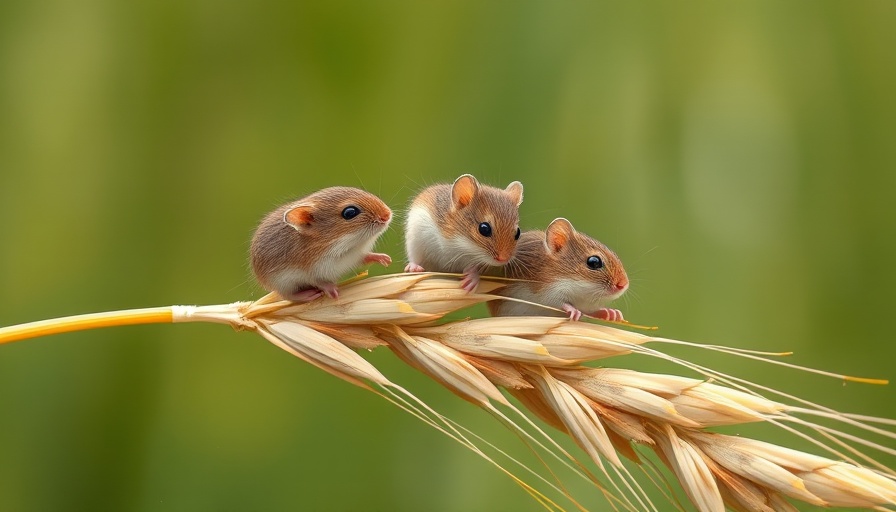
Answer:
[[613, 276, 629, 292], [375, 209, 392, 224], [494, 250, 512, 264]]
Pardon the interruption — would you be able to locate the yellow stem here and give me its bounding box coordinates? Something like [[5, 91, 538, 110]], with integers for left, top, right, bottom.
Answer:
[[844, 375, 890, 385], [0, 307, 174, 345]]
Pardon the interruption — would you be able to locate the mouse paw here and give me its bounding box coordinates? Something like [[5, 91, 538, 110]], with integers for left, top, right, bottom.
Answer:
[[593, 308, 625, 322], [404, 262, 425, 273], [364, 252, 392, 267], [287, 288, 324, 303], [562, 303, 583, 322], [318, 282, 339, 300], [460, 269, 480, 293]]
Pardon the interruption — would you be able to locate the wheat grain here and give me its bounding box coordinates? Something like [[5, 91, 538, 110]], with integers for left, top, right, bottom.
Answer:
[[2, 272, 894, 511]]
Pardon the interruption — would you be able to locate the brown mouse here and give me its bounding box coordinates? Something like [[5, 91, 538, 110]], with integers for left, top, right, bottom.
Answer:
[[250, 187, 393, 301], [488, 217, 628, 321], [404, 174, 524, 291]]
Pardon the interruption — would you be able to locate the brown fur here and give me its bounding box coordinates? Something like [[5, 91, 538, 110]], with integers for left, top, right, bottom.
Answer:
[[250, 187, 391, 291], [489, 218, 628, 316], [506, 226, 627, 291], [409, 178, 523, 263]]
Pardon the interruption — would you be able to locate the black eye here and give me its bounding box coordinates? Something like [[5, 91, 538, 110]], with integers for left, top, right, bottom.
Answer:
[[478, 222, 492, 237], [341, 206, 361, 220], [586, 256, 603, 270], [514, 227, 521, 240]]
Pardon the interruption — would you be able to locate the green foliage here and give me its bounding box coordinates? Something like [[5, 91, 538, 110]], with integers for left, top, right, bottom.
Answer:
[[1, 1, 894, 510]]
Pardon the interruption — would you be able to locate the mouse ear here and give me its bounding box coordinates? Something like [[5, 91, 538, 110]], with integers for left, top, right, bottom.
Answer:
[[451, 174, 479, 209], [504, 181, 524, 206], [283, 204, 314, 231], [544, 218, 576, 253]]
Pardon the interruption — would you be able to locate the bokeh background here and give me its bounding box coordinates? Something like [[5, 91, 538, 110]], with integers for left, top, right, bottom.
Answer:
[[2, 1, 895, 510]]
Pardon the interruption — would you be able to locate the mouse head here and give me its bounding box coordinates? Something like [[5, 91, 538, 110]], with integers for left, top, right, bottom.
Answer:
[[450, 174, 524, 266], [542, 217, 628, 300], [283, 187, 392, 246]]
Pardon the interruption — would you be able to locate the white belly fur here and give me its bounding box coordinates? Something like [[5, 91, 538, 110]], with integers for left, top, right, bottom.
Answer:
[[405, 206, 489, 273], [268, 232, 374, 295]]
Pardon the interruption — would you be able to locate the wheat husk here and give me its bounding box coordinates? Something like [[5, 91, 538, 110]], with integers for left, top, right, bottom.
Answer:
[[6, 263, 895, 510], [376, 324, 509, 407], [160, 273, 896, 511], [219, 274, 896, 512]]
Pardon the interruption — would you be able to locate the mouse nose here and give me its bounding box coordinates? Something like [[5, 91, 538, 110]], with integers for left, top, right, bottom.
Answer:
[[494, 254, 509, 263], [614, 277, 629, 291], [379, 212, 391, 223]]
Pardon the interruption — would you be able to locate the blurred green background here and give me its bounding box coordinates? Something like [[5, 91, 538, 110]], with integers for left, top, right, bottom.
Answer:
[[2, 1, 895, 510]]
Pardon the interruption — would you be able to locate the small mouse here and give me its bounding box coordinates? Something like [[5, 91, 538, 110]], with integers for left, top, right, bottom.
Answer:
[[250, 187, 393, 301], [404, 174, 524, 291], [488, 217, 628, 321]]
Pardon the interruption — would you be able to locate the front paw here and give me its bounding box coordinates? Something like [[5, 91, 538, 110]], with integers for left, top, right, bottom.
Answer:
[[593, 308, 625, 322], [562, 303, 583, 322], [460, 270, 480, 293], [364, 252, 392, 267], [404, 262, 425, 273]]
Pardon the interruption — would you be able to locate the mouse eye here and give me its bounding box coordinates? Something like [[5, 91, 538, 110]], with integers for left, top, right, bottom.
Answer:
[[478, 222, 492, 237], [514, 227, 521, 240], [586, 256, 603, 270], [341, 206, 361, 220]]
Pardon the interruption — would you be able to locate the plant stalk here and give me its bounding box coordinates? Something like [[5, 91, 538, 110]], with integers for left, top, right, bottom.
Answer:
[[0, 307, 175, 345]]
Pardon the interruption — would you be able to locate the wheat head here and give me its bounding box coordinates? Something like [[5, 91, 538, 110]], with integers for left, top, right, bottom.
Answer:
[[5, 272, 894, 511]]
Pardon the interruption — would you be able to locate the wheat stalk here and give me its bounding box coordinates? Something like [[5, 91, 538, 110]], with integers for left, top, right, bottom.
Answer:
[[1, 272, 894, 511]]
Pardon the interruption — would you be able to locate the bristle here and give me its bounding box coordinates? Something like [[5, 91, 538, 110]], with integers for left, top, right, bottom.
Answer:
[[152, 273, 896, 511]]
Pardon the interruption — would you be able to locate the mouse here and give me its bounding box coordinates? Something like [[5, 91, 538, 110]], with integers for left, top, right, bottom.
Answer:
[[250, 186, 393, 301], [487, 217, 628, 321], [403, 174, 524, 292]]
